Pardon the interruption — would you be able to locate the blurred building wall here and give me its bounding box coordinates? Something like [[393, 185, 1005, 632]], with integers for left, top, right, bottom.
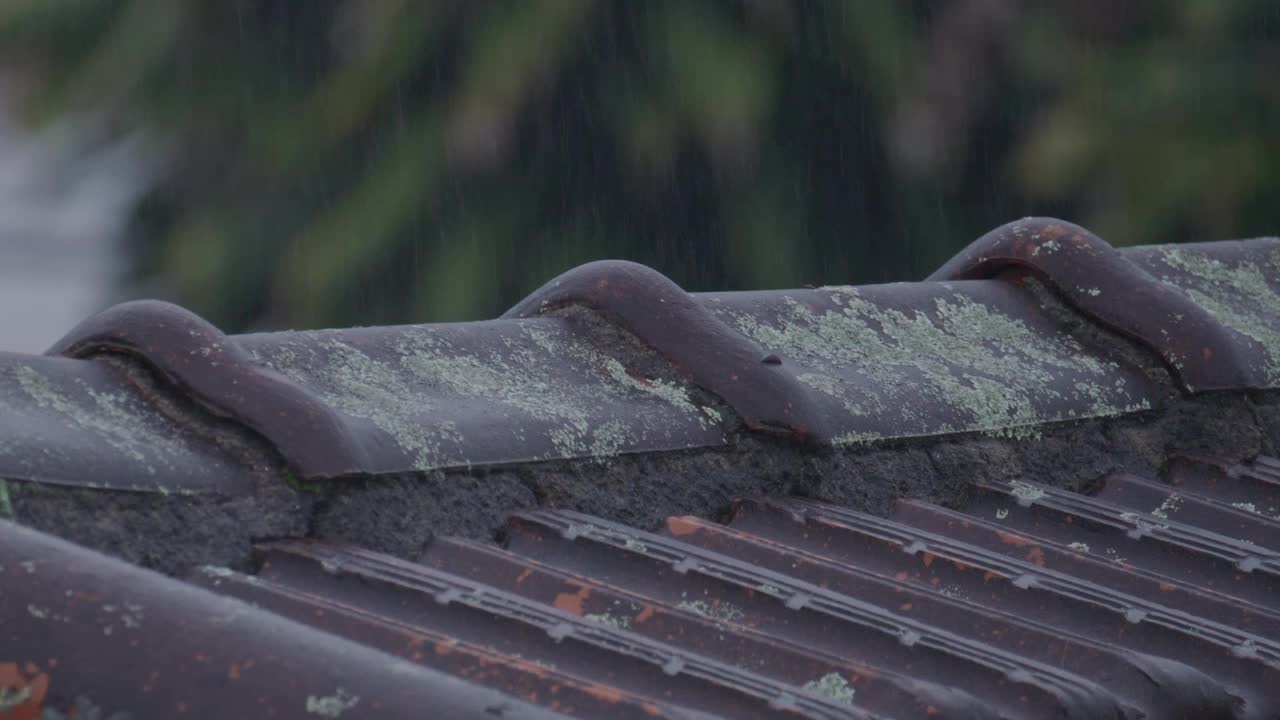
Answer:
[[0, 96, 153, 352]]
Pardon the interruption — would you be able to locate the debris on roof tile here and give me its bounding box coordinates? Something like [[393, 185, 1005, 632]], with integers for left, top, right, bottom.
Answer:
[[3, 217, 1280, 718]]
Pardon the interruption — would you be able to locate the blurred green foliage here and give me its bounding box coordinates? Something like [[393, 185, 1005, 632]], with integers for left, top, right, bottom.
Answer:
[[2, 0, 1279, 331]]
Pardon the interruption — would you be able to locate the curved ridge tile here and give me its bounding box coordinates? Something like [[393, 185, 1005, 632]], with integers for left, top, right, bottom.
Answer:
[[930, 217, 1258, 391], [697, 280, 1156, 445], [0, 352, 253, 493], [14, 227, 1275, 484], [234, 316, 734, 475], [1123, 239, 1280, 389], [504, 260, 831, 442], [47, 300, 370, 479]]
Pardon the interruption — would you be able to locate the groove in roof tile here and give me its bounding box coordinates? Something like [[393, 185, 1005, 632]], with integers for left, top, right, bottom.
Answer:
[[417, 536, 989, 719], [193, 563, 716, 720], [1091, 472, 1280, 550], [658, 512, 1236, 719], [1162, 455, 1280, 517], [782, 497, 1280, 661], [964, 478, 1280, 609], [977, 477, 1280, 579], [504, 509, 1131, 719], [249, 540, 870, 719], [893, 498, 1280, 640], [742, 497, 1280, 713]]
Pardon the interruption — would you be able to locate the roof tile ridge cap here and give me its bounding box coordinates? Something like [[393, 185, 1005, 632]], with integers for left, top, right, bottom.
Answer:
[[929, 216, 1253, 392], [503, 259, 832, 444], [46, 299, 368, 478]]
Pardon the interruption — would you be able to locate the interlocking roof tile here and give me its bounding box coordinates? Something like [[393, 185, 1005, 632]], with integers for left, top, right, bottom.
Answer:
[[7, 454, 1276, 718]]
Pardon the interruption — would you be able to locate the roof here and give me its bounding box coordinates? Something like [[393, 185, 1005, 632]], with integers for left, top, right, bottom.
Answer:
[[5, 455, 1279, 718], [4, 218, 1278, 491], [2, 217, 1280, 718]]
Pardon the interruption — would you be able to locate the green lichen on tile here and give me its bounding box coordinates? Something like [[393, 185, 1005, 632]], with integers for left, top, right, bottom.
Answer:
[[253, 320, 725, 472], [722, 287, 1148, 443], [305, 688, 360, 718], [9, 364, 192, 484], [1118, 511, 1169, 536], [0, 686, 33, 713], [584, 611, 631, 629], [606, 598, 644, 620], [100, 600, 146, 632], [1150, 493, 1183, 519], [603, 356, 701, 415], [1156, 246, 1280, 384], [1009, 480, 1045, 506], [676, 598, 745, 624], [265, 338, 465, 471], [801, 672, 856, 706]]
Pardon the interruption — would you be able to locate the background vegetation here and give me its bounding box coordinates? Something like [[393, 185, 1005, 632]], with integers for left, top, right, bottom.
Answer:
[[2, 0, 1278, 332]]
